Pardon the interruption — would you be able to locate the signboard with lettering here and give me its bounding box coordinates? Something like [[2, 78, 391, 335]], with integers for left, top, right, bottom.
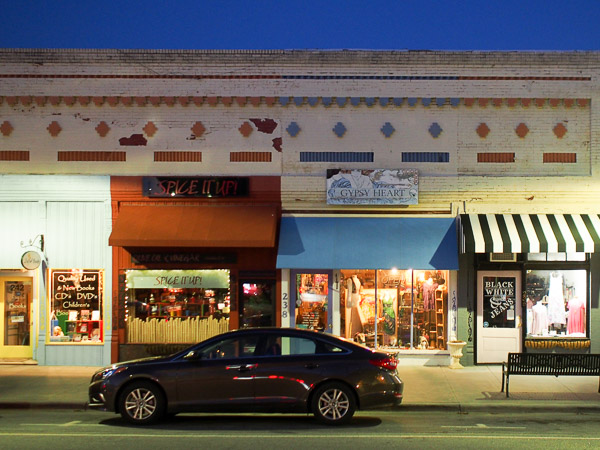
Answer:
[[326, 169, 419, 205], [130, 252, 236, 265], [482, 276, 516, 328], [21, 251, 42, 270], [143, 176, 249, 198], [51, 270, 103, 316], [126, 269, 230, 289]]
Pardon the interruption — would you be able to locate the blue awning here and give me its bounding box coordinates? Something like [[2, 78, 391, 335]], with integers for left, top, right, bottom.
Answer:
[[276, 217, 459, 270]]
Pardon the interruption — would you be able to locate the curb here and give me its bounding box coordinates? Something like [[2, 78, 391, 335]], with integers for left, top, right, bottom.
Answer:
[[398, 402, 600, 413], [0, 402, 88, 410]]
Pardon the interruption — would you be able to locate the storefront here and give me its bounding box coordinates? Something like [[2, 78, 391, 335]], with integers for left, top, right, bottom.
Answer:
[[277, 215, 459, 365], [0, 175, 113, 366], [460, 214, 600, 364], [109, 176, 280, 362]]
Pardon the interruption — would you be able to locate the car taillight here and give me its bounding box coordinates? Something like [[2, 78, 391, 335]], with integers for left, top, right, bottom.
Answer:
[[369, 357, 398, 371]]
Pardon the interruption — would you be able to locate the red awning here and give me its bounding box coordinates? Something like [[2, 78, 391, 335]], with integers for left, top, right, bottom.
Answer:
[[109, 205, 277, 248]]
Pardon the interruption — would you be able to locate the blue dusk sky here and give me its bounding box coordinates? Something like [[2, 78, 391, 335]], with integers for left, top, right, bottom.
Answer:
[[0, 0, 599, 51]]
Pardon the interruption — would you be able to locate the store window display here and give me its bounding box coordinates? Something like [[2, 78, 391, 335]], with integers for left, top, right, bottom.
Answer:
[[49, 269, 103, 343], [124, 269, 230, 344], [340, 269, 449, 350], [526, 269, 587, 338]]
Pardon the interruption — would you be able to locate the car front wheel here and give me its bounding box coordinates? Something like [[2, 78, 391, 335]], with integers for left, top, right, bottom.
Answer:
[[119, 381, 165, 425], [311, 382, 356, 425]]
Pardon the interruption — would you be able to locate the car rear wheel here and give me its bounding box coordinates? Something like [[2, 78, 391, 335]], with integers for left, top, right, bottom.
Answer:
[[119, 381, 165, 425], [311, 382, 356, 425]]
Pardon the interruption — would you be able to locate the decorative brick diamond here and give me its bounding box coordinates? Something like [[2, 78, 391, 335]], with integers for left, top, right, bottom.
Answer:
[[143, 121, 158, 137], [381, 122, 395, 138], [47, 121, 62, 137], [515, 123, 529, 138], [286, 122, 301, 137], [553, 123, 567, 139], [191, 121, 206, 138], [333, 122, 347, 138], [0, 121, 13, 136], [95, 121, 110, 137], [429, 122, 443, 138], [476, 123, 490, 138], [239, 121, 253, 137]]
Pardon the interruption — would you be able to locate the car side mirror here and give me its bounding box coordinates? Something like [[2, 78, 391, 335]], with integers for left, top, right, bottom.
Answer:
[[184, 350, 201, 360]]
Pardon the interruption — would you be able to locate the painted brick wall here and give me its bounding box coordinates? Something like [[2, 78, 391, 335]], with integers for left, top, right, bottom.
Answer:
[[0, 49, 599, 215]]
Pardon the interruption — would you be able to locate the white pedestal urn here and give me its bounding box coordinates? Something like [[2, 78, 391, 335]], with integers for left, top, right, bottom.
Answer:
[[448, 340, 467, 369]]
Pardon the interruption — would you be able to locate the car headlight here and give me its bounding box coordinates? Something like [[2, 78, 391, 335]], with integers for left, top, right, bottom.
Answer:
[[93, 365, 128, 382]]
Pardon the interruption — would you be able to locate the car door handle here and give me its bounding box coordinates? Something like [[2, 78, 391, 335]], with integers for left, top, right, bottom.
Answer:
[[227, 364, 258, 372], [304, 363, 319, 369]]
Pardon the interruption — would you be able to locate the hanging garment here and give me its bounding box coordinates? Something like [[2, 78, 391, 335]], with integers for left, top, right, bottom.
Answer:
[[567, 297, 586, 335], [422, 281, 438, 311], [546, 272, 566, 325], [531, 302, 549, 336]]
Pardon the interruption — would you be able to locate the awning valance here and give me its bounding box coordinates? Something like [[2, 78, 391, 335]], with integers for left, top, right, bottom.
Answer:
[[460, 214, 600, 253], [276, 217, 458, 270], [109, 205, 278, 248]]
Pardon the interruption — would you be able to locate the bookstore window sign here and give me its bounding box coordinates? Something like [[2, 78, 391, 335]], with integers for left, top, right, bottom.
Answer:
[[49, 269, 104, 343], [326, 169, 419, 205]]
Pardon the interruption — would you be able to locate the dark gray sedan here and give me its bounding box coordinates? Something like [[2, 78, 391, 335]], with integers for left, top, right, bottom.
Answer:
[[88, 327, 403, 425]]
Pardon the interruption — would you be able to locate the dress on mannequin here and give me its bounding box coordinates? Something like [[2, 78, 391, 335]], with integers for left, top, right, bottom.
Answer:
[[567, 297, 586, 335], [547, 272, 566, 326], [422, 278, 438, 311], [531, 301, 548, 335]]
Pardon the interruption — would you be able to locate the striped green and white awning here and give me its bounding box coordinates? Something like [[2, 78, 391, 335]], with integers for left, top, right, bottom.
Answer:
[[460, 214, 600, 253]]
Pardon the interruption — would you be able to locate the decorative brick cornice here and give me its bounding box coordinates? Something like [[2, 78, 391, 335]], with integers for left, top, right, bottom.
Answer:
[[0, 95, 590, 108]]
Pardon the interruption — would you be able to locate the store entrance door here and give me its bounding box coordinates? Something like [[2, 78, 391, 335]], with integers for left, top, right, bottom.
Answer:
[[0, 276, 34, 359], [239, 280, 276, 328], [476, 271, 522, 363], [291, 271, 332, 333]]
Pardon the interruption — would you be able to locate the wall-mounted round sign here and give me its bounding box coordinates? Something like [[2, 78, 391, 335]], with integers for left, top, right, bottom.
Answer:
[[21, 251, 42, 270]]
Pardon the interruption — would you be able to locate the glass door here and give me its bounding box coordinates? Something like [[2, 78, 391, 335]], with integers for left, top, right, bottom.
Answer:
[[0, 276, 33, 359], [239, 280, 276, 328], [476, 270, 522, 363], [291, 271, 332, 333]]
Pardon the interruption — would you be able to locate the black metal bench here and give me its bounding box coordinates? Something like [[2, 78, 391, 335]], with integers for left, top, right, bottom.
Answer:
[[501, 352, 600, 397]]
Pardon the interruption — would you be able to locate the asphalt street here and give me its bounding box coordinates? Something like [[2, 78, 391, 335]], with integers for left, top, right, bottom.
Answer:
[[1, 409, 600, 449]]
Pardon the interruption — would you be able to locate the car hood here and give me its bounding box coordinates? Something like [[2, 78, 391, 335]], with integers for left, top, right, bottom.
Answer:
[[115, 355, 171, 367]]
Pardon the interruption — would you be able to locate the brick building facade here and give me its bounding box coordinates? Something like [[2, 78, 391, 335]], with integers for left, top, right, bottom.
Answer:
[[1, 49, 599, 365]]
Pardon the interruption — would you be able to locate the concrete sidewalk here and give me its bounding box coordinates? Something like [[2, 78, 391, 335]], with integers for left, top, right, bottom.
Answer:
[[0, 361, 599, 412]]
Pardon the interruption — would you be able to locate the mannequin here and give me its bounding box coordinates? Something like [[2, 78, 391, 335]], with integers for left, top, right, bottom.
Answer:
[[345, 274, 364, 339], [531, 300, 549, 336], [567, 296, 586, 335], [547, 272, 566, 327]]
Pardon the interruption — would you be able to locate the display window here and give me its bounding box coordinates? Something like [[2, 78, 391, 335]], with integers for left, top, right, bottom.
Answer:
[[49, 269, 104, 343], [124, 269, 230, 343], [340, 269, 449, 350], [525, 268, 587, 338]]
